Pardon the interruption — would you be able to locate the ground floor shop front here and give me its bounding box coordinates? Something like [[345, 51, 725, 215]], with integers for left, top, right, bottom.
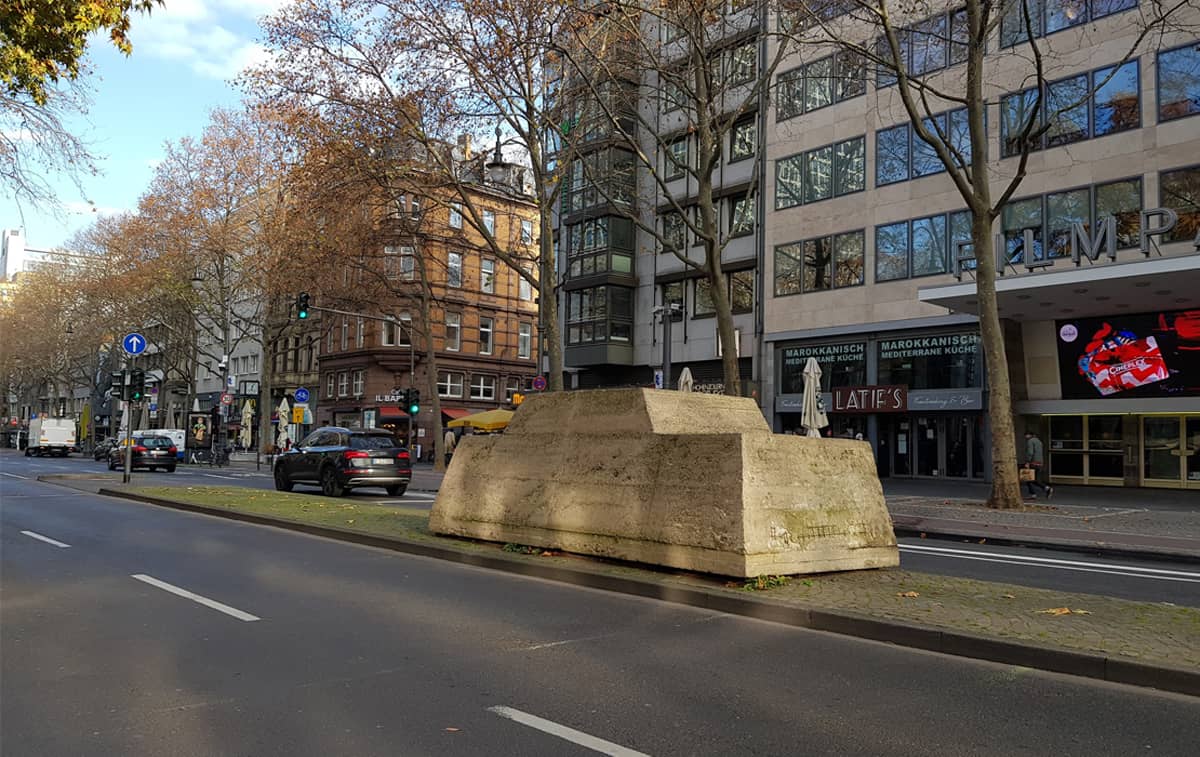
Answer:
[[1036, 412, 1200, 489]]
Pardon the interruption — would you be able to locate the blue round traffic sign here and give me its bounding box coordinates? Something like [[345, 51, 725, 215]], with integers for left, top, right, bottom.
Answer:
[[532, 375, 547, 391], [294, 387, 310, 403], [122, 332, 147, 355]]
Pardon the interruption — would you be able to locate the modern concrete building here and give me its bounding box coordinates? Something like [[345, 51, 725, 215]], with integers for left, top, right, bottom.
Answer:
[[556, 2, 1200, 489]]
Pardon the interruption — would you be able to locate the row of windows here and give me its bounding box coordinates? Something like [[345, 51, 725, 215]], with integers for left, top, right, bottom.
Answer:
[[409, 248, 531, 300], [877, 108, 973, 186], [662, 269, 756, 318], [565, 285, 634, 345], [1000, 60, 1140, 157], [327, 314, 532, 359], [775, 136, 865, 209], [325, 370, 366, 399], [662, 41, 758, 112], [776, 50, 865, 121], [1000, 0, 1137, 48], [660, 194, 755, 252], [437, 372, 527, 401], [771, 167, 1200, 293]]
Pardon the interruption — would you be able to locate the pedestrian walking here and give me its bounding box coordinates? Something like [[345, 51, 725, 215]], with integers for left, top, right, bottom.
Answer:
[[444, 428, 457, 467], [1023, 430, 1053, 500]]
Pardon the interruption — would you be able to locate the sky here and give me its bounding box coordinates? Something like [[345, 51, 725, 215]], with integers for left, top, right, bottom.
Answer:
[[2, 0, 289, 251]]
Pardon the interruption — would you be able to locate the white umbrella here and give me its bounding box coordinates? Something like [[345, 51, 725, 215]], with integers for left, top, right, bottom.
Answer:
[[192, 397, 201, 412], [239, 401, 253, 449], [677, 366, 694, 392], [801, 357, 828, 438], [276, 397, 291, 449]]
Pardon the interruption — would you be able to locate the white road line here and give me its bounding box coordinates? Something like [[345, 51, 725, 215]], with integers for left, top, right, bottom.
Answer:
[[488, 706, 650, 757], [1, 472, 28, 479], [20, 530, 70, 548], [900, 544, 1200, 582], [202, 473, 239, 480], [131, 574, 260, 622]]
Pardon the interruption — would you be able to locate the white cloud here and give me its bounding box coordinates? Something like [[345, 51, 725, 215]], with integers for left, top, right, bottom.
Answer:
[[64, 201, 129, 217], [130, 0, 284, 81]]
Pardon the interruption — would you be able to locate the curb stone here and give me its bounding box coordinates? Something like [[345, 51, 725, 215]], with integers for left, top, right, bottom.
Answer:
[[94, 486, 1200, 698]]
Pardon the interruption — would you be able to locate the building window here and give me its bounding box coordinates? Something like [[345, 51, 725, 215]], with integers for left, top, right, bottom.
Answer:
[[1160, 166, 1200, 244], [691, 277, 713, 317], [774, 241, 804, 296], [731, 269, 754, 314], [397, 314, 411, 346], [518, 323, 532, 359], [351, 369, 364, 396], [482, 209, 496, 235], [1002, 0, 1136, 48], [1158, 43, 1200, 122], [1001, 60, 1139, 157], [730, 117, 756, 162], [774, 231, 864, 294], [480, 259, 495, 293], [326, 373, 335, 398], [519, 269, 533, 301], [449, 202, 463, 229], [666, 138, 688, 179], [337, 371, 348, 397], [385, 245, 415, 280], [878, 332, 982, 389], [505, 377, 520, 402], [445, 312, 461, 351], [469, 374, 497, 400], [438, 371, 464, 398], [356, 317, 364, 348], [448, 251, 462, 287], [777, 51, 865, 119], [521, 219, 534, 244], [340, 317, 348, 350], [478, 316, 494, 354], [730, 195, 754, 236], [876, 108, 974, 186], [727, 41, 757, 84], [566, 285, 632, 344], [775, 136, 865, 210], [662, 211, 686, 250]]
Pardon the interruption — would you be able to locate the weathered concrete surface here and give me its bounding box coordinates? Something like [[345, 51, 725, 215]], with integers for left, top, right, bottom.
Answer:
[[430, 388, 898, 577]]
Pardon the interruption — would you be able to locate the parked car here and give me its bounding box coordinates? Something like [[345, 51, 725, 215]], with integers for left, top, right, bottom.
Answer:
[[273, 427, 411, 497], [93, 438, 117, 460], [108, 435, 177, 472]]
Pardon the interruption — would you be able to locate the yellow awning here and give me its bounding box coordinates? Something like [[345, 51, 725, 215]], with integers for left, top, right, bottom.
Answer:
[[447, 408, 514, 432]]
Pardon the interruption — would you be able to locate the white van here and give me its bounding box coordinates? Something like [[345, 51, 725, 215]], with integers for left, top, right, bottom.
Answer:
[[135, 429, 185, 459]]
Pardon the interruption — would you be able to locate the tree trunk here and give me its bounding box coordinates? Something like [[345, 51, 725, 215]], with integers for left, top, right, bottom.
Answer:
[[971, 219, 1024, 509]]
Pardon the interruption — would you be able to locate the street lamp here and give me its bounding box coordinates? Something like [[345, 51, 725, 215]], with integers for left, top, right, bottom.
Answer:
[[653, 302, 683, 389]]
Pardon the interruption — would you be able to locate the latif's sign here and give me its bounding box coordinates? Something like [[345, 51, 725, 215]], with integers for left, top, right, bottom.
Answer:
[[832, 385, 908, 413], [954, 207, 1200, 281]]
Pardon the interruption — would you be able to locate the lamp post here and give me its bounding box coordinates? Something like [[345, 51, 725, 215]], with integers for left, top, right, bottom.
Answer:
[[655, 302, 683, 390]]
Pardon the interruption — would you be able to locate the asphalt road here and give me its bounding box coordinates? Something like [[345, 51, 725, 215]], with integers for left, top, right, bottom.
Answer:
[[6, 451, 1198, 607], [3, 472, 1199, 757]]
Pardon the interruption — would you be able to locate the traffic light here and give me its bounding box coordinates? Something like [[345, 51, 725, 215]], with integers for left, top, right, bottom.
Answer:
[[296, 292, 310, 320], [405, 388, 420, 416], [129, 369, 146, 402], [110, 370, 125, 399]]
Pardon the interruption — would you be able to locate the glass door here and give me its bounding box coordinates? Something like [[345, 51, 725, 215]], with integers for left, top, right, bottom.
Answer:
[[946, 416, 971, 478], [1186, 417, 1200, 489], [1142, 416, 1184, 487], [916, 416, 939, 476], [893, 418, 911, 475]]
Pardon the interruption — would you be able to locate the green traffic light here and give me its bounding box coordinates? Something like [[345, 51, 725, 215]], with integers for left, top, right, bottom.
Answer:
[[408, 402, 419, 415]]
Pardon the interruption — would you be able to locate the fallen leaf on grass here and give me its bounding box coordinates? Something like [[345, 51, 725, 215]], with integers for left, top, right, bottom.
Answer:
[[1036, 607, 1091, 616], [978, 539, 987, 544], [1001, 593, 1015, 599], [897, 591, 920, 598], [444, 727, 460, 732]]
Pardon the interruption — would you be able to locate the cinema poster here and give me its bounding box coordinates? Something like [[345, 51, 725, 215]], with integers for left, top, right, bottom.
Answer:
[[1057, 310, 1200, 399]]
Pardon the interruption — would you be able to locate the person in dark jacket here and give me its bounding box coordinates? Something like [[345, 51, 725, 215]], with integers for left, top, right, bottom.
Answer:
[[1024, 430, 1053, 499]]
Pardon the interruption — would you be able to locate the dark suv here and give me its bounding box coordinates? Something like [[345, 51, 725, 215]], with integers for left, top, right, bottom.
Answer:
[[273, 427, 412, 497], [108, 435, 177, 472]]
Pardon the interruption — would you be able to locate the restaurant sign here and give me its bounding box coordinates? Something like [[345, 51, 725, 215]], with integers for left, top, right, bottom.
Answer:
[[832, 385, 908, 413]]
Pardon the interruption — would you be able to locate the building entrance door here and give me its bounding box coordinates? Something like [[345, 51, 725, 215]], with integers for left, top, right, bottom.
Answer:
[[1141, 415, 1200, 489], [884, 414, 983, 479]]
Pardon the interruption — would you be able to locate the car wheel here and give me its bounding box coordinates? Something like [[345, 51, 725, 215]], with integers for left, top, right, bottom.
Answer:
[[165, 465, 176, 473], [24, 448, 31, 457], [107, 458, 117, 471], [320, 466, 344, 497], [274, 467, 293, 492], [385, 484, 407, 496]]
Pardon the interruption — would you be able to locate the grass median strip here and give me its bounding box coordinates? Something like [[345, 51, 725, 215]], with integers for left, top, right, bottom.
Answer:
[[123, 485, 1200, 672]]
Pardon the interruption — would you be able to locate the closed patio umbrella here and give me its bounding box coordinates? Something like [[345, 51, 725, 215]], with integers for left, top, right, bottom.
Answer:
[[276, 397, 291, 449], [677, 366, 694, 392], [801, 357, 828, 438], [239, 400, 253, 449]]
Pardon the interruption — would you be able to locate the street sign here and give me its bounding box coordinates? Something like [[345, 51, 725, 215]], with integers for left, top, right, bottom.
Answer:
[[149, 403, 158, 411], [653, 369, 664, 389], [291, 407, 305, 424], [220, 393, 233, 406], [294, 387, 310, 403], [532, 375, 547, 391], [227, 375, 236, 388], [122, 332, 147, 355]]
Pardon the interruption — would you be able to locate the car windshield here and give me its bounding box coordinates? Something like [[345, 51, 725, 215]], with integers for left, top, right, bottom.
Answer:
[[348, 434, 396, 450], [138, 437, 172, 448]]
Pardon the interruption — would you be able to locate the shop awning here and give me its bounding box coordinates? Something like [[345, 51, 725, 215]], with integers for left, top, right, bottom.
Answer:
[[378, 405, 404, 417], [441, 407, 471, 419], [918, 254, 1200, 321]]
